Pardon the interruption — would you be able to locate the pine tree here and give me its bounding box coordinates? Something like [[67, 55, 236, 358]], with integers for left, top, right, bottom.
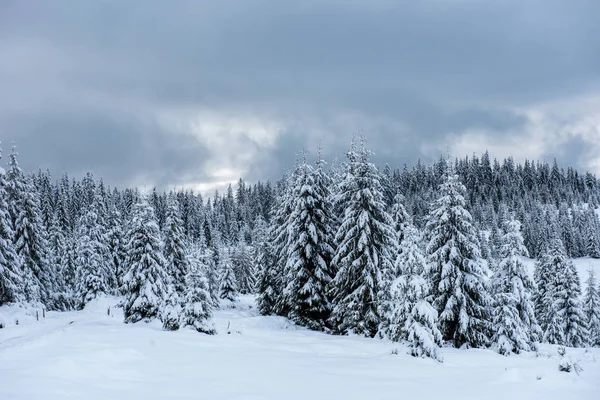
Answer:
[[0, 144, 22, 305], [329, 138, 396, 337], [557, 261, 587, 347], [161, 285, 182, 331], [163, 193, 189, 296], [535, 239, 587, 346], [232, 243, 256, 295], [583, 268, 600, 346], [183, 263, 215, 334], [281, 157, 336, 330], [74, 229, 106, 308], [425, 172, 492, 348], [107, 202, 126, 291], [122, 197, 167, 323], [218, 252, 238, 302], [7, 150, 52, 306], [492, 215, 540, 355], [389, 225, 442, 360]]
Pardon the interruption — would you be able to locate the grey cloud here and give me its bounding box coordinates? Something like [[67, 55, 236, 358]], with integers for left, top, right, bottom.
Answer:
[[1, 0, 600, 189]]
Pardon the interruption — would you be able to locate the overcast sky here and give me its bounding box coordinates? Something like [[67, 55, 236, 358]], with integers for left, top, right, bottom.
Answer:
[[1, 0, 600, 193]]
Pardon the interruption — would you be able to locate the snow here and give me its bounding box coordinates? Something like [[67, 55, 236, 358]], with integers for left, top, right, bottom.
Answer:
[[1, 295, 599, 400], [521, 256, 600, 290]]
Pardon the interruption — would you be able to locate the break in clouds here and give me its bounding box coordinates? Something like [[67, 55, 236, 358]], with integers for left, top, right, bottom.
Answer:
[[1, 0, 600, 192]]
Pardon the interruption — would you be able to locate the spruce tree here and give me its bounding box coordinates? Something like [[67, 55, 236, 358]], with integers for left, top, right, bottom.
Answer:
[[389, 225, 442, 360], [232, 243, 256, 294], [329, 138, 396, 337], [122, 197, 167, 323], [218, 252, 238, 302], [7, 150, 51, 306], [492, 215, 540, 354], [0, 145, 22, 305], [74, 208, 108, 308], [161, 285, 182, 331], [282, 157, 336, 330], [583, 268, 600, 346], [183, 262, 215, 334], [163, 193, 189, 296], [107, 202, 126, 291], [535, 239, 587, 346], [425, 172, 492, 348]]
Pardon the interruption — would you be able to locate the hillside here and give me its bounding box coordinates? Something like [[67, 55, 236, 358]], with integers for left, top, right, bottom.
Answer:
[[1, 295, 599, 400]]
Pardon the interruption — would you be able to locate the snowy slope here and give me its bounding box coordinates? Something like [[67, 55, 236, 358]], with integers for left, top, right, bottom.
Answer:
[[0, 295, 599, 400], [520, 256, 600, 290]]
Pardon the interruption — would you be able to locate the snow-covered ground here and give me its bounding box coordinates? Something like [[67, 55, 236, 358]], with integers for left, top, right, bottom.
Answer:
[[521, 256, 600, 290], [0, 295, 599, 400]]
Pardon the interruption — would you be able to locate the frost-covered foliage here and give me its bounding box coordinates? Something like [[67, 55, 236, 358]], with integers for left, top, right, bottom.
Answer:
[[161, 285, 182, 331], [232, 243, 256, 295], [0, 145, 23, 306], [389, 225, 442, 361], [183, 263, 215, 334], [218, 252, 238, 302], [74, 212, 108, 309], [122, 197, 167, 323], [7, 148, 51, 306], [281, 156, 336, 331], [163, 193, 189, 296], [535, 239, 587, 346], [256, 239, 280, 316], [492, 215, 540, 355], [329, 138, 396, 337], [583, 268, 600, 347], [425, 172, 492, 348]]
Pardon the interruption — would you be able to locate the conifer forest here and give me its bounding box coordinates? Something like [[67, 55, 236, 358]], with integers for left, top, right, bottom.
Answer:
[[2, 137, 600, 364]]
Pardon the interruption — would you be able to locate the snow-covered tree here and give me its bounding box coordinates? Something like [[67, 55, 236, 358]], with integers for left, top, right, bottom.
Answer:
[[161, 285, 182, 331], [7, 149, 52, 306], [232, 243, 256, 295], [282, 157, 336, 330], [183, 263, 215, 334], [163, 193, 189, 295], [74, 200, 112, 308], [492, 215, 540, 355], [107, 202, 126, 291], [122, 197, 167, 323], [583, 268, 600, 347], [535, 239, 587, 346], [218, 252, 238, 302], [329, 138, 396, 337], [0, 144, 22, 305], [425, 172, 492, 348], [389, 225, 442, 360]]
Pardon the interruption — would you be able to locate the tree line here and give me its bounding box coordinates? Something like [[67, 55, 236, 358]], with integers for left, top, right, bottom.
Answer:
[[0, 139, 599, 361]]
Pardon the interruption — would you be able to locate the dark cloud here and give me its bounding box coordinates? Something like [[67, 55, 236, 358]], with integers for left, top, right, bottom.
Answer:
[[1, 0, 600, 191]]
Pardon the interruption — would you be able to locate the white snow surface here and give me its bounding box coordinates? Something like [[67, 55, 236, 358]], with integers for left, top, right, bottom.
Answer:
[[520, 256, 600, 290], [1, 295, 599, 400]]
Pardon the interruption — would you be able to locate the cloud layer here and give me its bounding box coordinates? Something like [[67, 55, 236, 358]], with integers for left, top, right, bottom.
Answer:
[[1, 0, 600, 192]]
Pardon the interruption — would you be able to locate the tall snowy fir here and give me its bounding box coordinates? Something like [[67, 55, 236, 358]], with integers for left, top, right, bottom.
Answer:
[[535, 239, 587, 346], [218, 252, 238, 302], [425, 172, 492, 348], [163, 193, 189, 296], [329, 139, 396, 337], [491, 215, 540, 355], [74, 220, 106, 308], [389, 225, 442, 361], [6, 148, 52, 307], [583, 268, 600, 346], [0, 145, 22, 305], [122, 197, 168, 323], [183, 259, 215, 334], [281, 157, 336, 330]]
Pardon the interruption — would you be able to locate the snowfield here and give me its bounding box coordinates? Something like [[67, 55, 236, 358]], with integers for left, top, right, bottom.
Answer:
[[0, 295, 598, 400]]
